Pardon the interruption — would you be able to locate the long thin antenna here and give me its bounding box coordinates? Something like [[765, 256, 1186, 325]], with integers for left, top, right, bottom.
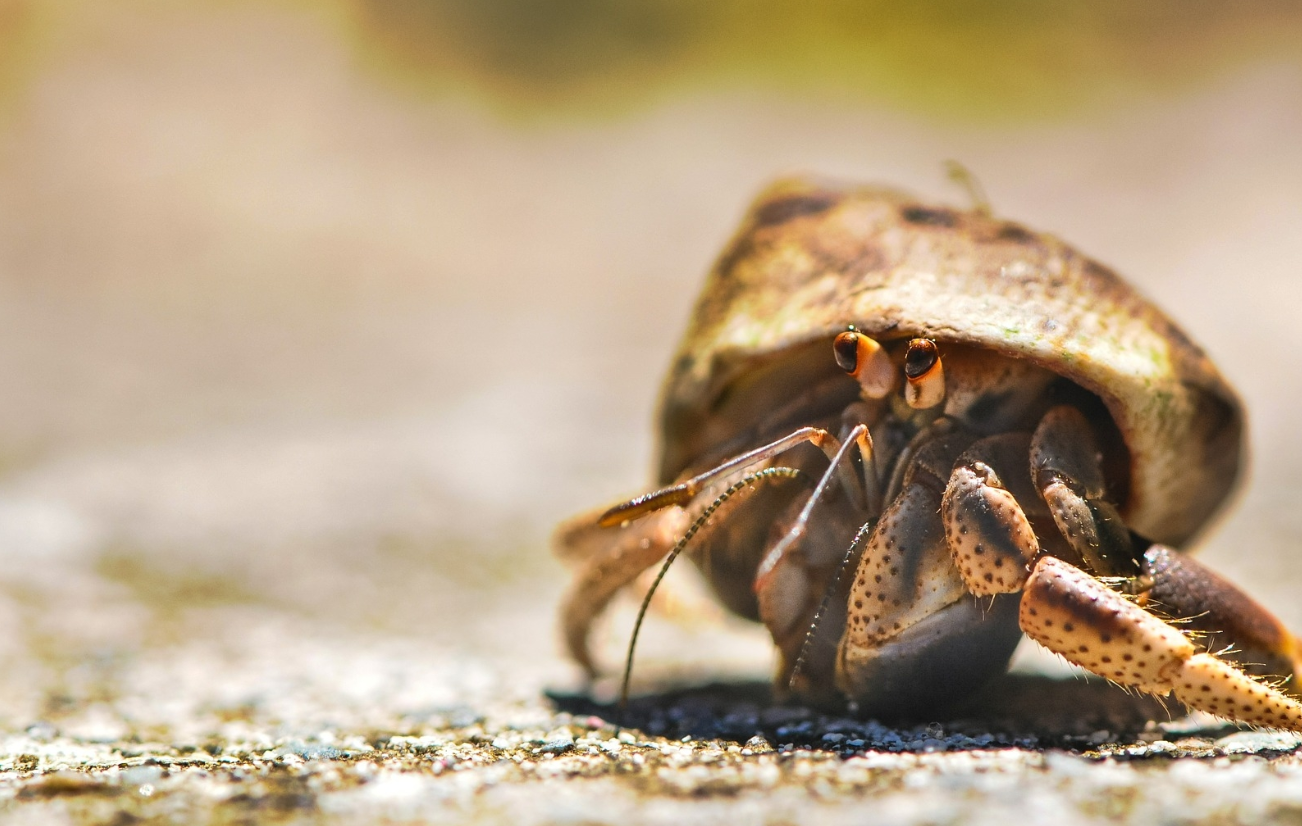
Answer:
[[618, 466, 803, 725], [787, 519, 876, 692]]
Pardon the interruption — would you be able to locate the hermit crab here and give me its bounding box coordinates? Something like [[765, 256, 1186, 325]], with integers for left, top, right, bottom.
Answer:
[[556, 177, 1302, 728]]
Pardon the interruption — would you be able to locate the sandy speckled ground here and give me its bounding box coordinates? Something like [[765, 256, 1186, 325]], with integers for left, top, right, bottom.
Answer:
[[0, 4, 1301, 824]]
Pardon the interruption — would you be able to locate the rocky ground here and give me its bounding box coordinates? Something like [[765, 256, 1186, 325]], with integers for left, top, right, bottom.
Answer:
[[1, 4, 1302, 824], [7, 625, 1302, 826]]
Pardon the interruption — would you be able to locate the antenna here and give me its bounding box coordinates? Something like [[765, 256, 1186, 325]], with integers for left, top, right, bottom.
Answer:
[[787, 519, 876, 691], [617, 466, 804, 727]]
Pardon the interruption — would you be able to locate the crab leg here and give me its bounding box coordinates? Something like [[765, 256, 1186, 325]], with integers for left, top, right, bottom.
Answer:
[[558, 462, 814, 676], [555, 505, 692, 676], [941, 433, 1042, 593], [940, 439, 1302, 729], [1136, 545, 1302, 685], [1030, 405, 1136, 575], [757, 425, 871, 582], [754, 425, 872, 646], [1021, 556, 1302, 730], [598, 426, 865, 527]]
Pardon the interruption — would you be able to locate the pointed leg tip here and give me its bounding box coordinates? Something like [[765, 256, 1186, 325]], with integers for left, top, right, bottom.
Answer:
[[1174, 653, 1302, 732], [598, 487, 693, 527]]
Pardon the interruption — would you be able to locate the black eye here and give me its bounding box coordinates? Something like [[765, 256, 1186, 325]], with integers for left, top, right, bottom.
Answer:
[[833, 332, 860, 374], [904, 339, 938, 379]]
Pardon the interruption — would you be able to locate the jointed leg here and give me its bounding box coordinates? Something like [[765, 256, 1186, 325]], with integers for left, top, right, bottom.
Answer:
[[941, 434, 1302, 729], [757, 425, 871, 583], [559, 458, 817, 677], [1031, 405, 1135, 574], [598, 426, 869, 527], [755, 425, 877, 683], [1136, 545, 1302, 686], [564, 404, 882, 678], [941, 434, 1041, 595], [1022, 556, 1302, 729], [555, 505, 691, 676]]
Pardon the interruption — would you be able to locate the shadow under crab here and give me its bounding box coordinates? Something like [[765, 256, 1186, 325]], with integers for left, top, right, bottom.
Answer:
[[548, 672, 1201, 754]]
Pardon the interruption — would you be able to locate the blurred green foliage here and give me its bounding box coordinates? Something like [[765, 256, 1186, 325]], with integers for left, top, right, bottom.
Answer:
[[0, 1, 1299, 124], [351, 0, 1302, 120]]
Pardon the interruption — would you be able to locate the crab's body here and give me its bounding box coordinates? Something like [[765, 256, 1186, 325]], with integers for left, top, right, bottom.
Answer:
[[557, 179, 1302, 726]]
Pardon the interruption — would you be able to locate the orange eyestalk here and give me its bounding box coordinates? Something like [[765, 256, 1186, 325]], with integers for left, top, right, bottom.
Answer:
[[903, 338, 945, 409], [832, 330, 895, 399]]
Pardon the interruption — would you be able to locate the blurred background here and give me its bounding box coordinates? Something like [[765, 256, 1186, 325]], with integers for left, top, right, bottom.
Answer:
[[0, 0, 1300, 740]]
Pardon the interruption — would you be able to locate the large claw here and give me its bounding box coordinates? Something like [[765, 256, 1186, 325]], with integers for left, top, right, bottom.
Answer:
[[941, 434, 1041, 596], [1022, 556, 1302, 730]]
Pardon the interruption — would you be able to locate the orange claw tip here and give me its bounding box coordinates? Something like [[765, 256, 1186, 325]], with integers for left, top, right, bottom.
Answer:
[[597, 485, 693, 528]]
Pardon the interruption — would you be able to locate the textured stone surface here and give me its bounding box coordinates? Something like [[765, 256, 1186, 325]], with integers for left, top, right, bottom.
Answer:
[[1, 4, 1302, 824], [8, 658, 1302, 826]]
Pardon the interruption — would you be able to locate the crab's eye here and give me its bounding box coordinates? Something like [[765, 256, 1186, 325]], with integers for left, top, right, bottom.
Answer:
[[904, 339, 938, 379], [833, 331, 860, 373], [833, 330, 895, 399], [904, 338, 945, 409]]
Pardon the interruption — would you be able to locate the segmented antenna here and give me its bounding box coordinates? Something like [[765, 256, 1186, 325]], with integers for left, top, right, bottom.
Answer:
[[786, 519, 877, 692], [618, 466, 804, 723]]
